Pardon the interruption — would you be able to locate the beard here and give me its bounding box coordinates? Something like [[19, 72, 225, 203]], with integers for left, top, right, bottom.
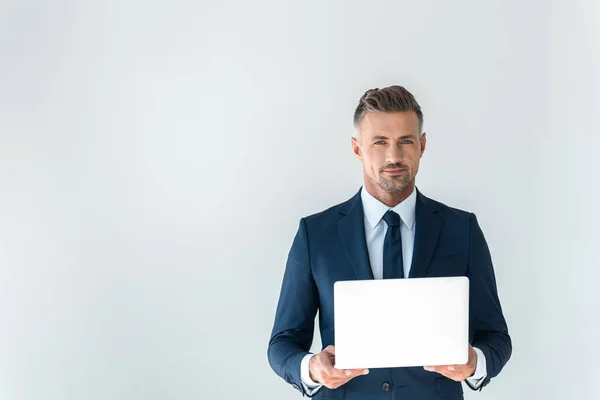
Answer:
[[377, 174, 410, 193], [375, 166, 412, 193]]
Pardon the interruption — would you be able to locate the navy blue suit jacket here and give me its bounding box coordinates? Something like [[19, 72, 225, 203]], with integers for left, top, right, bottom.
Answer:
[[268, 188, 511, 399]]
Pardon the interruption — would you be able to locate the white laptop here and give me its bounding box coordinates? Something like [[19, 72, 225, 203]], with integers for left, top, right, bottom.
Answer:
[[333, 276, 469, 370]]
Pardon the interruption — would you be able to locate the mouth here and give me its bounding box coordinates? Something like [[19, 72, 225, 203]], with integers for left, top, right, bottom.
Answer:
[[382, 168, 407, 176]]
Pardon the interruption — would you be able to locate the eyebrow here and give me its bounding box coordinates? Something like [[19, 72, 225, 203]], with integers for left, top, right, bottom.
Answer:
[[373, 134, 417, 140]]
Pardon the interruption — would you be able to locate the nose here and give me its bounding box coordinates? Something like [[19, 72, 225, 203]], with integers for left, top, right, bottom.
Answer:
[[386, 143, 403, 164]]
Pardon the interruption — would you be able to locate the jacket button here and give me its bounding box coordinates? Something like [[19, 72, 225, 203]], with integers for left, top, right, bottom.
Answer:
[[382, 382, 391, 391]]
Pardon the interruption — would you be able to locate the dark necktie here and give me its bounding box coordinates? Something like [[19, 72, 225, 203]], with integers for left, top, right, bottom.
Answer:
[[382, 210, 404, 279]]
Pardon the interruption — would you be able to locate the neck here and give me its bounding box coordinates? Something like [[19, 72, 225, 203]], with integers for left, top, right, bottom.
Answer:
[[363, 178, 416, 208]]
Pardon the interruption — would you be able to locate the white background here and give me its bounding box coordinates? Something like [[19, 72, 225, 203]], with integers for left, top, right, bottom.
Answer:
[[1, 1, 599, 399]]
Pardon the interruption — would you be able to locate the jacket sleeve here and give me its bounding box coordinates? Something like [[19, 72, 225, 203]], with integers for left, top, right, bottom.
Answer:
[[466, 213, 512, 391], [268, 218, 320, 396]]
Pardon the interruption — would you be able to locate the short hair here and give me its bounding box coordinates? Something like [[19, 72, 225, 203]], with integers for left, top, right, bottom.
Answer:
[[353, 85, 424, 133]]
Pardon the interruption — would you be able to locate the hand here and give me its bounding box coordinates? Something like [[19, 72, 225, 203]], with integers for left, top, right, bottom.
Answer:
[[423, 345, 477, 381], [309, 345, 370, 389]]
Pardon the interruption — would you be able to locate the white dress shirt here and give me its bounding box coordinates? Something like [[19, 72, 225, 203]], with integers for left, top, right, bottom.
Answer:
[[300, 187, 487, 395]]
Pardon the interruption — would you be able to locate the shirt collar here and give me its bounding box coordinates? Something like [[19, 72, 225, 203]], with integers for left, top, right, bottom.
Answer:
[[360, 186, 417, 230]]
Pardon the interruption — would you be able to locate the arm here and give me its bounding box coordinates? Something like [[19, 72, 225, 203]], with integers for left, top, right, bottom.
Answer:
[[267, 218, 320, 396], [466, 213, 512, 390]]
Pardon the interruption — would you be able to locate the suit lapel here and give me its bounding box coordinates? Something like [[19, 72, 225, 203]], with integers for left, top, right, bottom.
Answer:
[[408, 189, 443, 278], [337, 189, 374, 281]]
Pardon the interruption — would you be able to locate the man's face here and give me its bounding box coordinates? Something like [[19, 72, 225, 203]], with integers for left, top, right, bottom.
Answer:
[[352, 111, 426, 193]]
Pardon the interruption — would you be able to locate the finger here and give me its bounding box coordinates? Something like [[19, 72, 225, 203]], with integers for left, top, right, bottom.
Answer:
[[343, 370, 370, 385], [319, 354, 336, 376], [424, 365, 461, 373], [323, 345, 335, 355], [323, 365, 346, 379], [322, 377, 349, 389], [342, 368, 370, 377], [423, 366, 464, 382], [325, 366, 368, 379], [423, 366, 452, 374], [444, 364, 471, 374], [327, 381, 346, 390], [343, 368, 369, 381], [331, 368, 355, 379]]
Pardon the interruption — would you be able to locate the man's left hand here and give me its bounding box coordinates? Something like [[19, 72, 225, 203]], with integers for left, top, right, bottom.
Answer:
[[423, 345, 477, 381]]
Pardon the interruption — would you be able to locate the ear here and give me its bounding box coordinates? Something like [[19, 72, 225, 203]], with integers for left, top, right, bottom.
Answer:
[[420, 132, 427, 157], [351, 136, 363, 160]]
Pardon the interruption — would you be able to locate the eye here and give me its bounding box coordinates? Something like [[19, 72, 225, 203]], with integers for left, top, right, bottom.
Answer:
[[374, 141, 386, 145], [401, 140, 414, 144]]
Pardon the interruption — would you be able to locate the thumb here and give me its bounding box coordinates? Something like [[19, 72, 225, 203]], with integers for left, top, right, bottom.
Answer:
[[323, 345, 336, 355]]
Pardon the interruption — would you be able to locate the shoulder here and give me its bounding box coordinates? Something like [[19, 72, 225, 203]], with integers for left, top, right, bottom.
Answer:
[[418, 190, 474, 223], [302, 192, 358, 225], [296, 189, 362, 232]]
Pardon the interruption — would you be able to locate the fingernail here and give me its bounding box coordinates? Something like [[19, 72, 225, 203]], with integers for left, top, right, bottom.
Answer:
[[363, 369, 369, 374], [424, 366, 433, 371], [448, 366, 455, 371], [345, 370, 351, 376]]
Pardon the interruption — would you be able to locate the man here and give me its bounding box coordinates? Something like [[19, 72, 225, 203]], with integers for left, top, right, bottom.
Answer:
[[268, 86, 511, 399]]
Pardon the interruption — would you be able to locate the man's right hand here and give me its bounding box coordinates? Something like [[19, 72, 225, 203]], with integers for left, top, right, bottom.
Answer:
[[308, 345, 369, 389]]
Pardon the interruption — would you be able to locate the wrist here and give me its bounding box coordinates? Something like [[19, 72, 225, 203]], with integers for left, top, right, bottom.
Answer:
[[468, 347, 477, 376], [308, 354, 318, 383]]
